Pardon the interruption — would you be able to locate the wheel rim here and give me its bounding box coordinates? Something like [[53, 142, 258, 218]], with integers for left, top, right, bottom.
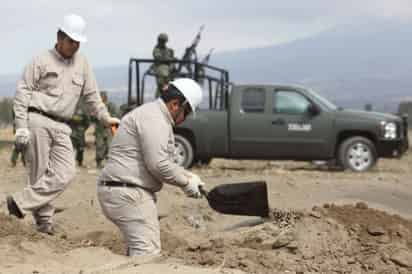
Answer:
[[347, 142, 373, 171], [173, 141, 187, 166]]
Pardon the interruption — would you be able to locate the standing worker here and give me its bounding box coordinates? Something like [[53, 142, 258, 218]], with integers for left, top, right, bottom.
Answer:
[[7, 14, 120, 235], [98, 78, 205, 257], [94, 91, 118, 168], [152, 33, 176, 97], [70, 99, 90, 167]]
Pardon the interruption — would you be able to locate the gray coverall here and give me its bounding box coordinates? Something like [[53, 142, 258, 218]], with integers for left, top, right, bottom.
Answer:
[[12, 48, 110, 227], [98, 98, 188, 256]]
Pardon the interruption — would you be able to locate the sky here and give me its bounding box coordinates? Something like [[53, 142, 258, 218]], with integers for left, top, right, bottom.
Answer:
[[1, 0, 412, 75]]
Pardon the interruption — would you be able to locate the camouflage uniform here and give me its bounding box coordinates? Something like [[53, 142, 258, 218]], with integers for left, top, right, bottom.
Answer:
[[10, 146, 26, 167], [152, 33, 175, 97], [94, 92, 118, 168], [119, 97, 137, 117], [70, 100, 90, 167], [10, 110, 26, 167]]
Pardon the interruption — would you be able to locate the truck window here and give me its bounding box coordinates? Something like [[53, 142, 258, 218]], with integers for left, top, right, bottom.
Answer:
[[273, 90, 310, 114], [241, 88, 265, 113]]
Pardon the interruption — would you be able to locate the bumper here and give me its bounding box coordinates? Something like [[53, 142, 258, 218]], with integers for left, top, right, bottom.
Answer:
[[377, 140, 408, 158], [377, 116, 409, 158]]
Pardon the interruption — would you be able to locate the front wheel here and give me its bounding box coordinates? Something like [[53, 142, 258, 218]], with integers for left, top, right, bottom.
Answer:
[[338, 136, 377, 172], [173, 134, 194, 168]]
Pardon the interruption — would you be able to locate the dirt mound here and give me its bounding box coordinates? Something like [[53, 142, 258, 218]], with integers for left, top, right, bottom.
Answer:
[[70, 230, 125, 255], [324, 202, 412, 235], [159, 204, 412, 274], [2, 204, 412, 273], [0, 213, 121, 254], [0, 213, 39, 239]]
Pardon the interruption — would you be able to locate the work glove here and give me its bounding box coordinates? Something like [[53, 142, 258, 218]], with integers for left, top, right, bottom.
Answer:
[[182, 171, 205, 199], [15, 128, 30, 152]]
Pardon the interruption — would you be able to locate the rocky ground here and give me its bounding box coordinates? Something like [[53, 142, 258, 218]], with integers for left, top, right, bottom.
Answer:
[[1, 127, 412, 274]]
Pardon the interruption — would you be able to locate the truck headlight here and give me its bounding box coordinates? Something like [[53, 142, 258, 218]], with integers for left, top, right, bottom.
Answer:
[[382, 122, 397, 139]]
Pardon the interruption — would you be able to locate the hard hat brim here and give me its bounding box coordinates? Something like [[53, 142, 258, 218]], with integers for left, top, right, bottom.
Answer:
[[59, 27, 87, 43]]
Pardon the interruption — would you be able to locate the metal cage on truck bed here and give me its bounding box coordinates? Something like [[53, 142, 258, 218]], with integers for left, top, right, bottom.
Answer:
[[127, 58, 231, 112]]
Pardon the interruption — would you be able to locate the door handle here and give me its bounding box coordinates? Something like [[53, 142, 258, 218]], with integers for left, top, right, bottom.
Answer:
[[272, 118, 285, 125]]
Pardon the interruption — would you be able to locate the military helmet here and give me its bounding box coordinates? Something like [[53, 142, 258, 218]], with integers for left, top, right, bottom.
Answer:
[[100, 91, 108, 101], [158, 33, 168, 42]]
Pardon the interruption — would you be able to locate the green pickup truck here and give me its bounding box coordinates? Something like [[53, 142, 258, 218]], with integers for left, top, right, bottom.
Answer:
[[127, 59, 409, 172]]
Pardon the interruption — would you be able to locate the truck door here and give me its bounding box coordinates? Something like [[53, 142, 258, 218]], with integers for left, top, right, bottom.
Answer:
[[230, 86, 278, 158], [268, 88, 334, 159]]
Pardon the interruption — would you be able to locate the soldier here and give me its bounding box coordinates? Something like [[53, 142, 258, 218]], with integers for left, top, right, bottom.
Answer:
[[10, 110, 26, 167], [70, 100, 90, 167], [10, 142, 26, 167], [7, 14, 120, 235], [119, 97, 137, 117], [94, 91, 118, 168], [152, 33, 175, 97]]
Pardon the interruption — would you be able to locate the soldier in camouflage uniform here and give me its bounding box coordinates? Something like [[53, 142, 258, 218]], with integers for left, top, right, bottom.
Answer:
[[119, 97, 137, 117], [94, 91, 118, 168], [153, 33, 176, 97], [10, 111, 26, 167], [10, 144, 26, 167], [70, 100, 90, 167]]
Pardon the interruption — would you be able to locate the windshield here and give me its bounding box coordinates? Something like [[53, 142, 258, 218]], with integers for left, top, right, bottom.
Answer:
[[306, 88, 338, 110]]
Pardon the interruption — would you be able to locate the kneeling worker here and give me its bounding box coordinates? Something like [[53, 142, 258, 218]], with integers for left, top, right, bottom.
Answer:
[[97, 78, 205, 256]]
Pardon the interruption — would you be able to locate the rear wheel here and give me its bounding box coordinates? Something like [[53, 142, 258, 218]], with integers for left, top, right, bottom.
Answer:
[[338, 136, 377, 172], [173, 134, 194, 168]]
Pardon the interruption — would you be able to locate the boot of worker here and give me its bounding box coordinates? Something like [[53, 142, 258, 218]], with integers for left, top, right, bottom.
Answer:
[[6, 196, 24, 219], [36, 223, 56, 235]]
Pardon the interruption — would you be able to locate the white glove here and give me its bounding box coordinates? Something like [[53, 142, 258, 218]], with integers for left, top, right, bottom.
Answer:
[[15, 128, 30, 151], [182, 172, 205, 199]]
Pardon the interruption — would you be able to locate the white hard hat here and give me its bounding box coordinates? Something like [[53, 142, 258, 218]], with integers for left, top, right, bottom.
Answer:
[[59, 14, 87, 43], [170, 78, 203, 116]]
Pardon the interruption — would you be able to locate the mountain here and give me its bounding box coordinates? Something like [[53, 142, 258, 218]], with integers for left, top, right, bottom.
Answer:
[[2, 18, 412, 112], [212, 18, 412, 112], [0, 74, 19, 98]]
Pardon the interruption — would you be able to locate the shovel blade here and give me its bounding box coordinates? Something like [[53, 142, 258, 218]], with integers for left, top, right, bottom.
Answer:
[[206, 181, 269, 217]]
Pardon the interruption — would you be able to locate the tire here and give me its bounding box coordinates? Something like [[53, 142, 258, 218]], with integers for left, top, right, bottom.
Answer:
[[173, 134, 195, 168], [338, 136, 377, 172]]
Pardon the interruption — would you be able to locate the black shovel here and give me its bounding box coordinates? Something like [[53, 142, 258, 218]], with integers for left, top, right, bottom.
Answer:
[[200, 181, 269, 217]]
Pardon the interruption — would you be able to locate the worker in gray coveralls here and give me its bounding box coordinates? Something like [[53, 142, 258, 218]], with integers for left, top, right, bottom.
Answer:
[[98, 78, 205, 256]]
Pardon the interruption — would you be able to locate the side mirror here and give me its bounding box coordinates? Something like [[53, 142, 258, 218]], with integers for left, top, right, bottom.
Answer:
[[307, 104, 320, 116]]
